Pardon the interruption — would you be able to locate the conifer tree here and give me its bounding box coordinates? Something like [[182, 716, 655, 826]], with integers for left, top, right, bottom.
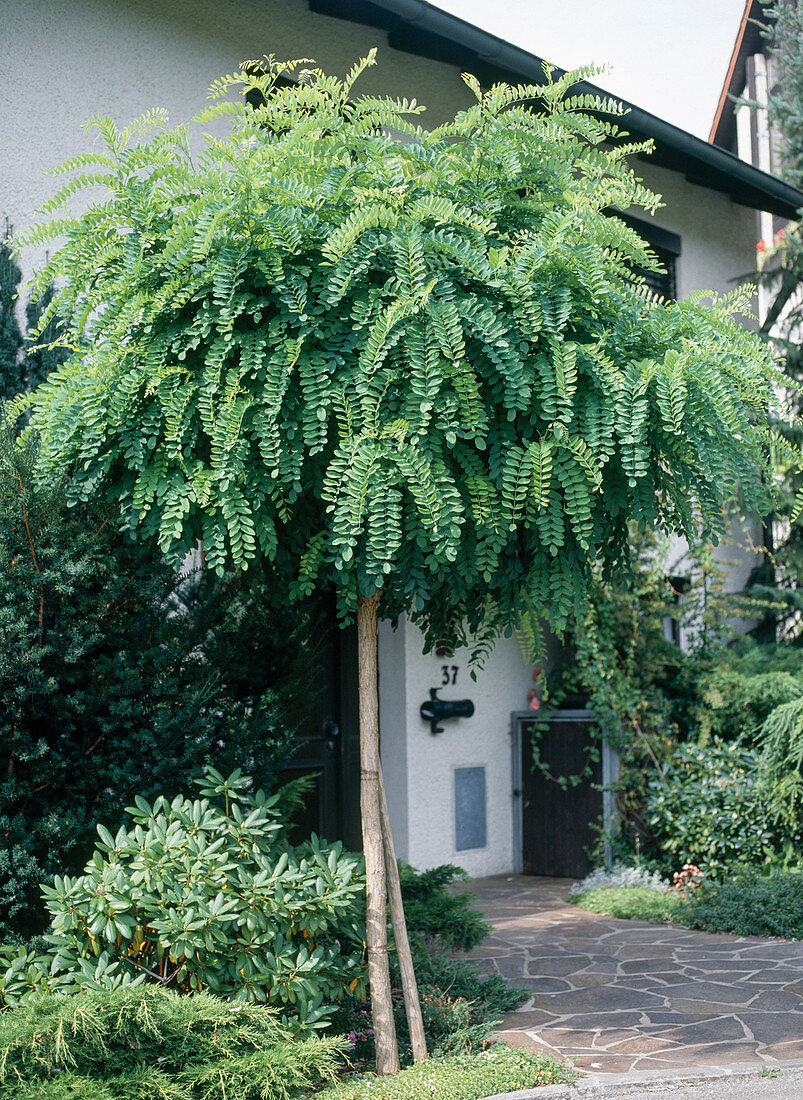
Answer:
[[20, 56, 791, 1072], [0, 225, 68, 401], [0, 229, 23, 401], [0, 403, 301, 940], [738, 2, 803, 635]]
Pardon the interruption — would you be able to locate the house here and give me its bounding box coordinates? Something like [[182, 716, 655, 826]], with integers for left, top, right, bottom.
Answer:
[[709, 0, 789, 323], [4, 0, 802, 879]]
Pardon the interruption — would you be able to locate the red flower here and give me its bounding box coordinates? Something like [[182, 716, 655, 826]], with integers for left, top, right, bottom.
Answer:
[[757, 239, 766, 252], [529, 697, 541, 711], [778, 228, 786, 241]]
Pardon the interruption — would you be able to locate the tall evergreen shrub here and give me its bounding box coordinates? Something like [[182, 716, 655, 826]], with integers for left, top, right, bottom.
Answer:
[[0, 225, 67, 401], [0, 411, 305, 939]]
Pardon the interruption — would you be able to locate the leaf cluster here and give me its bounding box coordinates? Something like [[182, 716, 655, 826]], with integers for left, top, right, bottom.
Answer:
[[645, 738, 784, 876], [696, 647, 803, 745]]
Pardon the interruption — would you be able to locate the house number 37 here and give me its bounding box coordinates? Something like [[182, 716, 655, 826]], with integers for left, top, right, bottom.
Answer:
[[441, 665, 459, 686]]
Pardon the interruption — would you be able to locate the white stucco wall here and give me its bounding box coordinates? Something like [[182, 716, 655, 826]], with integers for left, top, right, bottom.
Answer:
[[633, 160, 759, 305], [2, 0, 475, 285], [379, 617, 531, 877]]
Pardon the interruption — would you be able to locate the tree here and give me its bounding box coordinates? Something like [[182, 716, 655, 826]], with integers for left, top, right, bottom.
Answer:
[[20, 56, 789, 1072], [0, 225, 67, 402], [735, 1, 803, 635], [0, 404, 307, 939], [0, 228, 24, 400]]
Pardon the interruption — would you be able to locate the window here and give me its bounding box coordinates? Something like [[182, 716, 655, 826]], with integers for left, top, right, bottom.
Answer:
[[614, 211, 682, 302]]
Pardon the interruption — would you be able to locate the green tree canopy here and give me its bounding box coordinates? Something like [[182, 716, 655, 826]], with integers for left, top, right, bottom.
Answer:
[[21, 55, 786, 652]]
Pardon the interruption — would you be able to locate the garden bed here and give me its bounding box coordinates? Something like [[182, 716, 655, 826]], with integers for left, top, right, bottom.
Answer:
[[570, 869, 803, 940]]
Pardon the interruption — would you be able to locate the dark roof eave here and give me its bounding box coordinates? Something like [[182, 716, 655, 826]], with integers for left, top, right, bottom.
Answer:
[[334, 0, 803, 219]]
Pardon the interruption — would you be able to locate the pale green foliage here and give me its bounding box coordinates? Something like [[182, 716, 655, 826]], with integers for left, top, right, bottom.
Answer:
[[0, 769, 366, 1033], [0, 985, 344, 1099], [317, 1044, 574, 1098], [23, 55, 787, 647], [757, 697, 803, 829], [568, 862, 669, 896]]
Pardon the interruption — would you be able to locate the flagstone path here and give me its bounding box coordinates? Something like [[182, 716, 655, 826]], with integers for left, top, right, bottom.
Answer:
[[466, 875, 803, 1075]]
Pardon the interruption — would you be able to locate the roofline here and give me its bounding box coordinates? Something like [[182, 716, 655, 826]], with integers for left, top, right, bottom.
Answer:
[[336, 0, 803, 218], [709, 0, 754, 143]]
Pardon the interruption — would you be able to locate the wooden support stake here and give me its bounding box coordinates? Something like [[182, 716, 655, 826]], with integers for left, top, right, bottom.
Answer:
[[379, 762, 428, 1063]]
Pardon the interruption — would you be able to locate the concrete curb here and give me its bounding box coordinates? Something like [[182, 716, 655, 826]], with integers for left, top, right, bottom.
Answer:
[[481, 1059, 803, 1098]]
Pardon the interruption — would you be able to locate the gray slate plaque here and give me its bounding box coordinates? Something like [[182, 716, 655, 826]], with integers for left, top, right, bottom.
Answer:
[[455, 766, 487, 851]]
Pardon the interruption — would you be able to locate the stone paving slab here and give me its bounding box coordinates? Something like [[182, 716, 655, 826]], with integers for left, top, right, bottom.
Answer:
[[466, 875, 803, 1076]]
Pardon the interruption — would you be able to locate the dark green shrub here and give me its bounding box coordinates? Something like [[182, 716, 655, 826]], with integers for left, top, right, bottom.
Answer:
[[6, 768, 366, 1032], [334, 959, 528, 1071], [678, 869, 803, 939], [0, 413, 315, 939], [0, 985, 343, 1100], [395, 952, 527, 1061], [0, 224, 68, 402], [697, 664, 803, 746], [397, 863, 491, 953], [645, 739, 780, 876], [406, 951, 527, 1022]]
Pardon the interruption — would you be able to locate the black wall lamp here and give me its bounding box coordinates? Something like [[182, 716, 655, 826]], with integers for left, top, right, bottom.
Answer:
[[420, 688, 475, 734]]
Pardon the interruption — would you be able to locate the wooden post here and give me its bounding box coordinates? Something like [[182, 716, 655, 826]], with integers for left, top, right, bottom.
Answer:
[[379, 763, 428, 1063], [357, 591, 400, 1075]]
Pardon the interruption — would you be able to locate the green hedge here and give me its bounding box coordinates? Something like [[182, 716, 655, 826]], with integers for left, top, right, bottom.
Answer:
[[645, 739, 778, 875]]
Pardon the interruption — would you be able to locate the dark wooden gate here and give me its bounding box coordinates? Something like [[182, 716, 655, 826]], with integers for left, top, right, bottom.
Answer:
[[516, 710, 602, 878], [278, 611, 361, 849]]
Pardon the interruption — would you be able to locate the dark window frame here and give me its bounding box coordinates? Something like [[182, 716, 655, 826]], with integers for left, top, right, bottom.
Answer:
[[615, 210, 682, 301]]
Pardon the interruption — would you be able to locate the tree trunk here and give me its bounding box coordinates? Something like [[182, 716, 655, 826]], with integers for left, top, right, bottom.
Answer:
[[379, 763, 428, 1063], [357, 591, 400, 1075]]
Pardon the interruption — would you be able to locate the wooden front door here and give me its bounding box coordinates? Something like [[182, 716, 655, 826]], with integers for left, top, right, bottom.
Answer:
[[519, 710, 602, 878]]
